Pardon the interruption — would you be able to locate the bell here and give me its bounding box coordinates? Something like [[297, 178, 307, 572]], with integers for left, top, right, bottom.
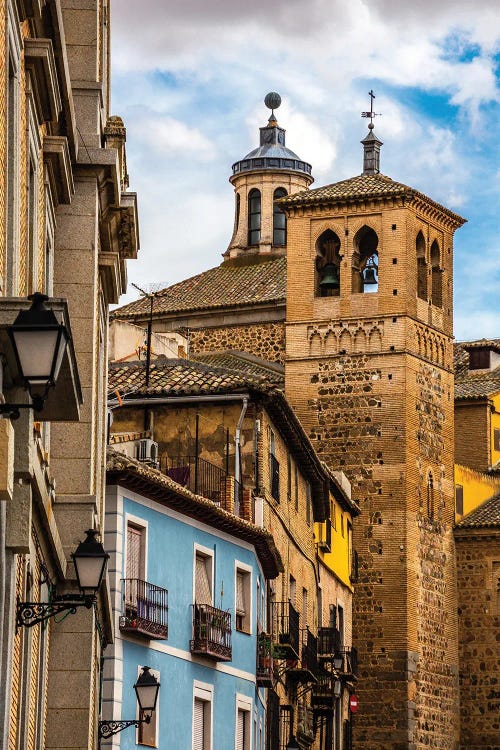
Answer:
[[319, 263, 340, 290], [363, 266, 377, 285]]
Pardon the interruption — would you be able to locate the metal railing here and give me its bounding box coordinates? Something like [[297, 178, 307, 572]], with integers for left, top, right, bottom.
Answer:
[[270, 600, 300, 658], [190, 603, 232, 661], [120, 578, 168, 639], [317, 626, 342, 657], [270, 454, 280, 501], [256, 632, 274, 687], [162, 455, 244, 517]]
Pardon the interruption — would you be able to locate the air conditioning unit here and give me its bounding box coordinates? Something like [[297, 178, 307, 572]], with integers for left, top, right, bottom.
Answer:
[[136, 438, 159, 468], [254, 496, 265, 527], [318, 519, 332, 552]]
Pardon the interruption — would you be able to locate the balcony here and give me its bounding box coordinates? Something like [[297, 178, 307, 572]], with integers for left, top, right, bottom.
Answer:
[[286, 628, 319, 684], [270, 454, 280, 502], [340, 646, 358, 679], [162, 455, 242, 516], [317, 626, 341, 658], [256, 632, 274, 688], [190, 603, 232, 661], [119, 578, 168, 640], [270, 600, 300, 659]]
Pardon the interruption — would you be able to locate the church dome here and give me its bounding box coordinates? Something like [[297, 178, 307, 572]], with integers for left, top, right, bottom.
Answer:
[[232, 93, 312, 178]]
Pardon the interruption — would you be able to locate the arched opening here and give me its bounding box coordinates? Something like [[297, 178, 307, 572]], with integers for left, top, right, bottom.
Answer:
[[248, 189, 261, 246], [273, 188, 287, 246], [416, 231, 427, 301], [353, 226, 379, 293], [234, 193, 240, 234], [427, 471, 434, 519], [315, 230, 341, 297], [431, 240, 442, 307]]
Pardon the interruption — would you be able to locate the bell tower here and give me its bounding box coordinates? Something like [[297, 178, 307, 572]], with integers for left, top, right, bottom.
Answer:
[[225, 93, 313, 260], [282, 103, 466, 749]]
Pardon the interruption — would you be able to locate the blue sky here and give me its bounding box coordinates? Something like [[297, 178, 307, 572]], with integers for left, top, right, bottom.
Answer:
[[111, 0, 500, 340]]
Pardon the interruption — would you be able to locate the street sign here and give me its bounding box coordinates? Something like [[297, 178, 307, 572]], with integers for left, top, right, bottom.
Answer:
[[349, 694, 359, 713]]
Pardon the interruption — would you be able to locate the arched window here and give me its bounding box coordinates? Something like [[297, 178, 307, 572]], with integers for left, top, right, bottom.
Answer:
[[315, 230, 341, 297], [416, 231, 427, 301], [248, 189, 261, 246], [353, 226, 379, 293], [427, 471, 434, 519], [430, 240, 442, 308], [234, 193, 240, 234], [273, 188, 287, 246]]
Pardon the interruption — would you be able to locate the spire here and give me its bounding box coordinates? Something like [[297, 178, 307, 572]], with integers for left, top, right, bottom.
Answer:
[[361, 89, 383, 174]]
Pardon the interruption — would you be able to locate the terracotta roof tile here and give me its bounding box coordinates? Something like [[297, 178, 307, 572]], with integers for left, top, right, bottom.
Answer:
[[279, 173, 466, 225], [455, 492, 500, 529], [108, 357, 278, 400], [454, 339, 500, 400], [112, 257, 286, 319], [192, 351, 284, 384]]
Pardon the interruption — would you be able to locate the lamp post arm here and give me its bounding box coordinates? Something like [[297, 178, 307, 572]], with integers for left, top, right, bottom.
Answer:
[[16, 594, 95, 628], [98, 717, 150, 748]]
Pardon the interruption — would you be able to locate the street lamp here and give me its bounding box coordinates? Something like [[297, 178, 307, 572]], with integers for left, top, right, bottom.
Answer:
[[16, 529, 109, 628], [1, 292, 69, 419], [98, 667, 160, 748]]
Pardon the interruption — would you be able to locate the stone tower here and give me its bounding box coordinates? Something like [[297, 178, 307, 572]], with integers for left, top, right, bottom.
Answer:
[[282, 124, 466, 749], [225, 92, 313, 260]]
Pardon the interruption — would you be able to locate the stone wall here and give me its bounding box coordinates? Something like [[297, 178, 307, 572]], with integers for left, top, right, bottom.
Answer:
[[455, 529, 500, 750], [189, 321, 285, 364]]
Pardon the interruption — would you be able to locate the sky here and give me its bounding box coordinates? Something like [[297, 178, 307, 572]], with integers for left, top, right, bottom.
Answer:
[[111, 0, 500, 341]]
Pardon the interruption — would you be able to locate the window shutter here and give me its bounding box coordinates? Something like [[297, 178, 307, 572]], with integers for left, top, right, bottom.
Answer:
[[193, 698, 205, 750], [127, 525, 142, 580], [195, 555, 212, 605], [236, 572, 245, 616], [236, 709, 245, 750]]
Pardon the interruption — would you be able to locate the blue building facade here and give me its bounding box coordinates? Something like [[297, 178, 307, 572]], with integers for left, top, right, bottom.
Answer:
[[103, 450, 281, 750]]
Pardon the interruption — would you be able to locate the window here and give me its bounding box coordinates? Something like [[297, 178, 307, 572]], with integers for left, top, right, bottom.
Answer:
[[494, 429, 500, 452], [468, 347, 491, 370], [195, 548, 213, 605], [331, 501, 337, 530], [235, 695, 252, 750], [316, 229, 341, 297], [455, 485, 464, 516], [279, 705, 293, 750], [269, 430, 280, 502], [6, 10, 21, 295], [248, 189, 261, 245], [302, 587, 308, 627], [235, 564, 252, 633], [337, 605, 344, 651], [353, 226, 378, 294], [416, 231, 427, 301], [294, 464, 299, 512], [430, 240, 442, 307], [287, 453, 292, 501], [138, 667, 160, 747], [125, 519, 147, 619], [340, 513, 344, 538], [289, 575, 296, 609], [306, 483, 312, 525], [193, 683, 213, 750], [273, 188, 287, 245]]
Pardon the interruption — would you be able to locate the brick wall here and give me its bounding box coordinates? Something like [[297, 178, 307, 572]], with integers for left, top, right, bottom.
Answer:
[[455, 530, 500, 750], [455, 401, 490, 472]]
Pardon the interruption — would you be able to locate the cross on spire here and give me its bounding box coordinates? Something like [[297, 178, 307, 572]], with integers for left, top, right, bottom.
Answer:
[[361, 89, 381, 129]]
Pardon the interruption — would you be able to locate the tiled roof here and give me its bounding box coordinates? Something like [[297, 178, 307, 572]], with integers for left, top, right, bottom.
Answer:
[[192, 351, 284, 385], [111, 256, 286, 320], [455, 491, 500, 529], [454, 339, 500, 400], [106, 449, 283, 578], [108, 358, 277, 400], [279, 173, 466, 225], [109, 431, 150, 444]]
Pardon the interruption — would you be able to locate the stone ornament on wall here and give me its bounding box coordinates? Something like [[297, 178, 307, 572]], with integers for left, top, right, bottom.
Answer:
[[414, 322, 448, 367], [307, 320, 384, 356]]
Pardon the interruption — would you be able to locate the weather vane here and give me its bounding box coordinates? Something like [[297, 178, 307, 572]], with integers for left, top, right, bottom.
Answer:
[[361, 89, 381, 129]]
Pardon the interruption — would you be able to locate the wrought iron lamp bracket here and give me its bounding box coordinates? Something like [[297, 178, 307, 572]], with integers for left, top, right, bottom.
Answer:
[[98, 716, 150, 747], [16, 593, 95, 628]]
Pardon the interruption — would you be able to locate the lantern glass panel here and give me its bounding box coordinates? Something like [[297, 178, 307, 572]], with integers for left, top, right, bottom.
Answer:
[[74, 554, 107, 594], [12, 329, 59, 383]]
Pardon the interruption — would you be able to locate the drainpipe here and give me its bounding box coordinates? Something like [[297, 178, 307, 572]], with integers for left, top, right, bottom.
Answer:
[[234, 397, 248, 487]]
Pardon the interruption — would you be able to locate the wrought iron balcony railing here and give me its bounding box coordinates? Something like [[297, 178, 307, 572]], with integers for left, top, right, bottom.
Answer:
[[317, 626, 341, 658], [119, 578, 168, 640], [286, 628, 319, 683], [162, 455, 244, 517], [270, 600, 300, 659], [190, 603, 232, 661], [256, 632, 274, 687]]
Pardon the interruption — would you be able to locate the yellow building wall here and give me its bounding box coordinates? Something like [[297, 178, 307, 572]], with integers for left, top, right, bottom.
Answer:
[[454, 463, 500, 522], [490, 392, 500, 468], [315, 498, 354, 589]]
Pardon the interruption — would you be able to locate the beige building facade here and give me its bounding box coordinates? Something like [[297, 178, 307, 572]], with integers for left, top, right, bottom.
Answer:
[[0, 1, 137, 749]]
